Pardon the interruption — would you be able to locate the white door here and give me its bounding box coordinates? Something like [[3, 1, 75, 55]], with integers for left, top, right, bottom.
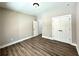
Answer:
[[52, 15, 72, 43], [33, 21, 38, 36]]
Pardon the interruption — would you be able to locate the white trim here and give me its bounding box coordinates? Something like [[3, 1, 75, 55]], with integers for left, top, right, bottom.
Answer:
[[42, 36, 52, 40], [42, 35, 79, 54], [42, 35, 77, 46], [76, 45, 79, 55], [53, 39, 77, 46], [1, 35, 79, 55], [0, 36, 34, 49]]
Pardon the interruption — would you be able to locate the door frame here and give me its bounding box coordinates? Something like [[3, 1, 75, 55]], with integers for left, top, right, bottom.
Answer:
[[33, 20, 39, 36]]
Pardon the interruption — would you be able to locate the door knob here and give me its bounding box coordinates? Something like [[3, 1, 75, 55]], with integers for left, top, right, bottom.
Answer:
[[58, 30, 63, 32]]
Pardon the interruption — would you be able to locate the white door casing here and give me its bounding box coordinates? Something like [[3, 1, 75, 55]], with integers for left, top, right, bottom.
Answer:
[[33, 20, 38, 36]]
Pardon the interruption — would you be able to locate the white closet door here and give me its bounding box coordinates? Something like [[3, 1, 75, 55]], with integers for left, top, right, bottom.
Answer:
[[33, 21, 38, 36], [52, 15, 72, 43]]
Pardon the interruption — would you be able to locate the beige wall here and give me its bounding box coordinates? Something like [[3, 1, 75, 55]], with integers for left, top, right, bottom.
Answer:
[[40, 3, 77, 44], [76, 3, 79, 52], [0, 8, 36, 46], [0, 10, 3, 45]]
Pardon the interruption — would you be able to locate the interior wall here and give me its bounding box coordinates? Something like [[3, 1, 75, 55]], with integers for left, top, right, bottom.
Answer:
[[40, 3, 77, 44], [0, 8, 36, 46], [0, 11, 3, 45], [76, 2, 79, 52]]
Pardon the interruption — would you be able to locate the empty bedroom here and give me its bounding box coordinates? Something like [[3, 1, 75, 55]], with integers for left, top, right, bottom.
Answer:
[[0, 2, 79, 56]]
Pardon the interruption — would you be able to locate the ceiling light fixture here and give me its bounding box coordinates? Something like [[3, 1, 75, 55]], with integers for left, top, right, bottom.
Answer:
[[33, 3, 39, 8]]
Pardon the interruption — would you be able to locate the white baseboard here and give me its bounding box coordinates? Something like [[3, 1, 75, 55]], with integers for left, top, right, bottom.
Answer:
[[42, 36, 77, 47], [53, 39, 77, 47], [0, 36, 34, 49], [1, 35, 79, 55], [76, 45, 79, 55], [42, 36, 52, 40], [42, 36, 79, 54]]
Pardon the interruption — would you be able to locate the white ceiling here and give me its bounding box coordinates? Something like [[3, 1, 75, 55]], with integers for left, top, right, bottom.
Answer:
[[0, 2, 76, 16]]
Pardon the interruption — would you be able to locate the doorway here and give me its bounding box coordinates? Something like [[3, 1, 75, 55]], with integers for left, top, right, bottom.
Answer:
[[33, 20, 39, 36]]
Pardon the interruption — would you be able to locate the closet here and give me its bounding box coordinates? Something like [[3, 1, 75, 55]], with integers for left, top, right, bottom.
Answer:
[[52, 14, 72, 44]]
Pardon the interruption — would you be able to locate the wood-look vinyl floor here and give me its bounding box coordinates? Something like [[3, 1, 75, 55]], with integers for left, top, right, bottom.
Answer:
[[0, 35, 78, 56]]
